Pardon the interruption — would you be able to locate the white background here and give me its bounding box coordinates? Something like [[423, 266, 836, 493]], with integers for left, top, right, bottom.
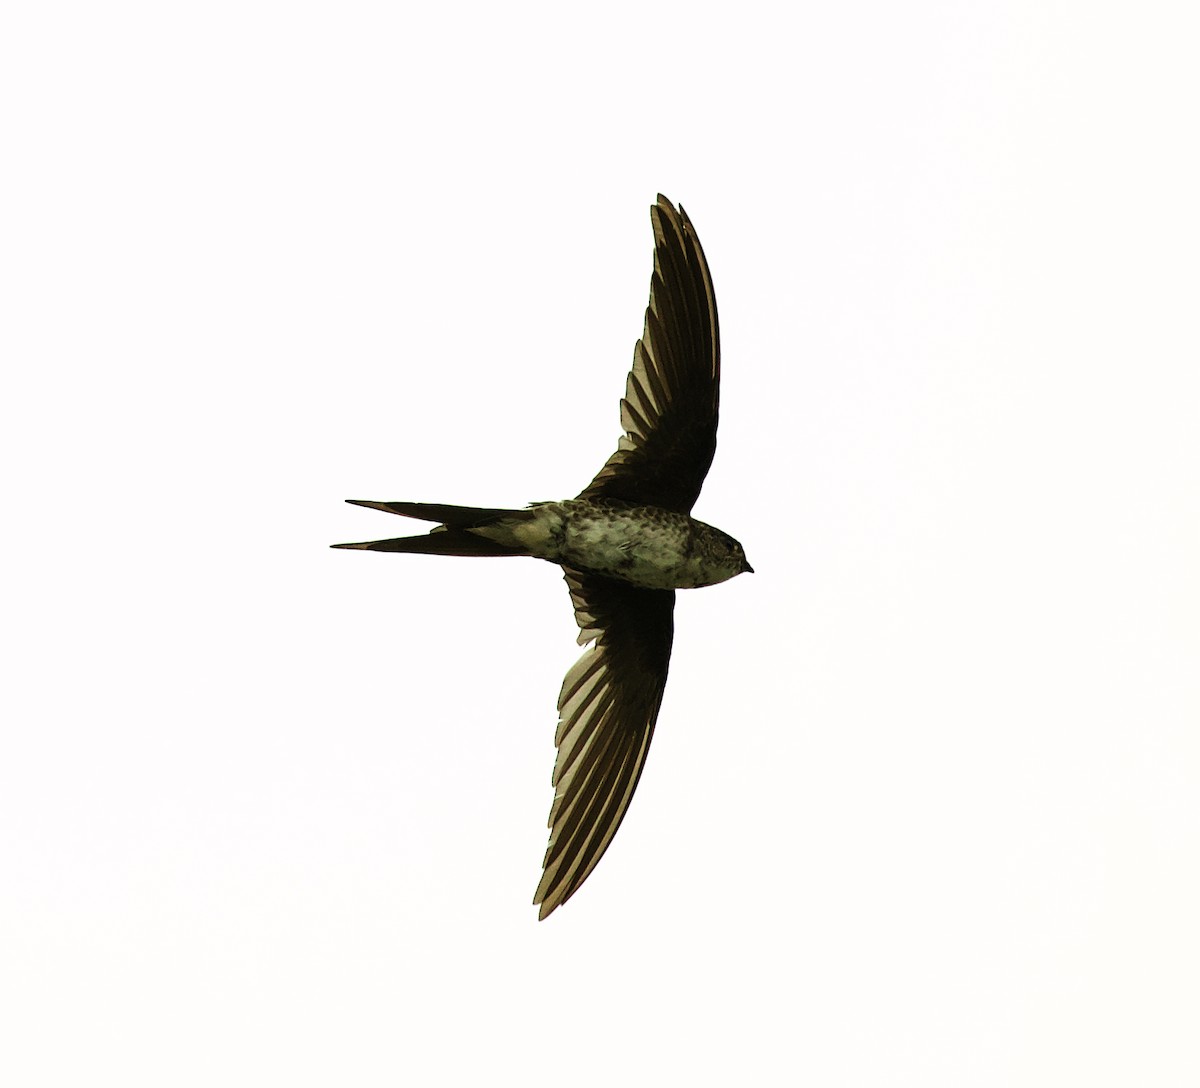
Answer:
[[3, 3, 1197, 1084]]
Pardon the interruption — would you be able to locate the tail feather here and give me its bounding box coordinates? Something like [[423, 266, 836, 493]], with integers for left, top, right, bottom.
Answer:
[[345, 500, 518, 527], [332, 499, 531, 557], [331, 532, 525, 557]]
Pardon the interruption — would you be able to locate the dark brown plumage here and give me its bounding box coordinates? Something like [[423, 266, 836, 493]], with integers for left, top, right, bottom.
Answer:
[[333, 196, 749, 918]]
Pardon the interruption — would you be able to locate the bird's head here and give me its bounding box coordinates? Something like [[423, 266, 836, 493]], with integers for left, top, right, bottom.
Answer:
[[692, 524, 753, 585]]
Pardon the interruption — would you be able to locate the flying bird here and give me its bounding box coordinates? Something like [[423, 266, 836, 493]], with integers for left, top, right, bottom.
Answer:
[[333, 195, 751, 918]]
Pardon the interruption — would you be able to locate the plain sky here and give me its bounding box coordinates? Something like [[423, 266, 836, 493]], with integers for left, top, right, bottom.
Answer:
[[3, 2, 1198, 1085]]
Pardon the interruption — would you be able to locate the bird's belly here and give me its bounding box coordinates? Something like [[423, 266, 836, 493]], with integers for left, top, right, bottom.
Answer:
[[558, 506, 699, 589]]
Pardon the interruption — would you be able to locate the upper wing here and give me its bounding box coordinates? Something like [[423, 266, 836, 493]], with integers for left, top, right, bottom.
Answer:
[[577, 195, 720, 514], [534, 568, 675, 919]]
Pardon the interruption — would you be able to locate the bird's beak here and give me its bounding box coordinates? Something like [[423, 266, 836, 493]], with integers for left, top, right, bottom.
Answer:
[[743, 560, 754, 574]]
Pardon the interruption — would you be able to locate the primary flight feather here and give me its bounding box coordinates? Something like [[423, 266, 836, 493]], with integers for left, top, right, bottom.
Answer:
[[334, 196, 751, 918]]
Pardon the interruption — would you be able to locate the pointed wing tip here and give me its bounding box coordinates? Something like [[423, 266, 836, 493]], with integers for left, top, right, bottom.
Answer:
[[329, 541, 370, 550], [534, 857, 573, 920], [653, 193, 687, 223], [534, 885, 565, 921]]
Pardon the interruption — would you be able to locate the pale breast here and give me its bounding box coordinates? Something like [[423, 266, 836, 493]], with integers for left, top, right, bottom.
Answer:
[[557, 502, 696, 589], [472, 499, 741, 590]]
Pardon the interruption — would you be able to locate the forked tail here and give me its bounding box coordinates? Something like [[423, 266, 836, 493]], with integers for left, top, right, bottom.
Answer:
[[330, 500, 531, 557]]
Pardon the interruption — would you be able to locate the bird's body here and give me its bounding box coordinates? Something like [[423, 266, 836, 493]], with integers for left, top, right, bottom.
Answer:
[[334, 196, 750, 918], [453, 498, 745, 589]]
